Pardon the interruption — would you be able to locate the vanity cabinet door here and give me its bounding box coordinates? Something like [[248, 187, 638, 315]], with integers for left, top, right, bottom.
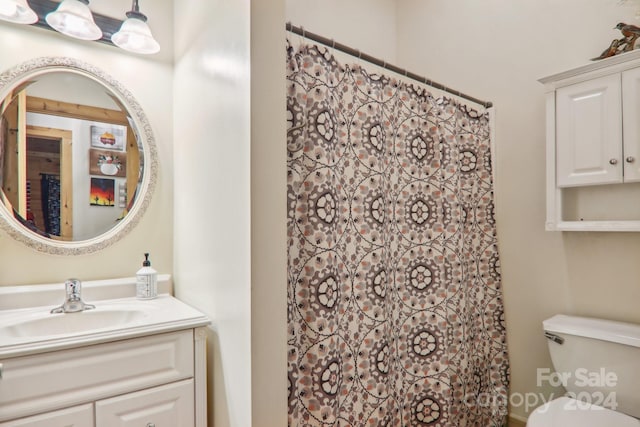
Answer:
[[556, 73, 622, 187], [95, 379, 194, 427], [0, 403, 93, 427]]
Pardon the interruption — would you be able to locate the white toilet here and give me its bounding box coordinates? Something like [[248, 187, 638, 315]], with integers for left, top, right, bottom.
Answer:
[[527, 314, 640, 426]]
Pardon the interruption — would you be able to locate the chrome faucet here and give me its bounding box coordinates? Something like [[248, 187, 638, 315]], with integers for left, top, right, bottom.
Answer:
[[51, 278, 96, 314]]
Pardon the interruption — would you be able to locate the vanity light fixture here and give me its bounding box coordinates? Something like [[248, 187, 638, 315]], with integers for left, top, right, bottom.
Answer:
[[111, 0, 159, 54], [0, 0, 160, 55], [45, 0, 102, 41], [0, 0, 38, 24]]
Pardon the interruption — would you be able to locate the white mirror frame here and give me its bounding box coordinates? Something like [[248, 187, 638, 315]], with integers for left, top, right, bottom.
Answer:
[[0, 57, 157, 255]]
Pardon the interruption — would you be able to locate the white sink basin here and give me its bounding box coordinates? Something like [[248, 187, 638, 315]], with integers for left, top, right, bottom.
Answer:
[[0, 294, 210, 358], [3, 308, 147, 338]]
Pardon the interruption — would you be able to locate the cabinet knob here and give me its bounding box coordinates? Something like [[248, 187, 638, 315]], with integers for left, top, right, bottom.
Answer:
[[609, 158, 618, 165], [626, 156, 636, 163]]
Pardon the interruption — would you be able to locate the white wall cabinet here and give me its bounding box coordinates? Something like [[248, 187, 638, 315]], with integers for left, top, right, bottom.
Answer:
[[0, 328, 208, 427], [540, 49, 640, 231]]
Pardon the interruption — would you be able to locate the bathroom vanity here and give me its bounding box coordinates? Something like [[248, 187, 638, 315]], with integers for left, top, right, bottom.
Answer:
[[0, 276, 210, 427], [0, 56, 209, 426], [0, 57, 209, 427]]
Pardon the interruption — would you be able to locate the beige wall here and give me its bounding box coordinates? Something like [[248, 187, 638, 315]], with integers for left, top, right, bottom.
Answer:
[[0, 0, 174, 286], [286, 0, 398, 62], [395, 0, 640, 421], [251, 0, 288, 426]]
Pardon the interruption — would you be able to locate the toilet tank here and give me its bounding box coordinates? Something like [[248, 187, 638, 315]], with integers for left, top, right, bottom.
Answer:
[[543, 314, 640, 418]]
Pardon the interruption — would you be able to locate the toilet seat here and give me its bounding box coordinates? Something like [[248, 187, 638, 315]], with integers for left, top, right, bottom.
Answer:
[[527, 396, 640, 427]]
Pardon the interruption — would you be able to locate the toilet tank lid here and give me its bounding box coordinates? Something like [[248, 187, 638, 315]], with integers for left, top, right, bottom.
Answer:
[[544, 314, 640, 348]]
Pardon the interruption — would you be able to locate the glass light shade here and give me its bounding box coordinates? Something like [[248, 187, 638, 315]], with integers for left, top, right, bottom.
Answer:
[[0, 0, 37, 24], [112, 17, 159, 54], [45, 0, 102, 41]]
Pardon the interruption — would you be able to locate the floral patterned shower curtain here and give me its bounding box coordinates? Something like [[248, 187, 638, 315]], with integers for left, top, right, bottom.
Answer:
[[286, 41, 509, 427]]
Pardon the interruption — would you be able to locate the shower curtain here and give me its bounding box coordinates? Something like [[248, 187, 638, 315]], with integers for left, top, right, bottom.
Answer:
[[287, 41, 509, 426]]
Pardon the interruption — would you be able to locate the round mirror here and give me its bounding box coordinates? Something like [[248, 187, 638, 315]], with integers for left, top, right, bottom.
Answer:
[[0, 57, 157, 255]]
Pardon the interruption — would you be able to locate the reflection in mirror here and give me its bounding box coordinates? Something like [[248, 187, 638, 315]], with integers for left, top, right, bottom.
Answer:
[[0, 58, 157, 255]]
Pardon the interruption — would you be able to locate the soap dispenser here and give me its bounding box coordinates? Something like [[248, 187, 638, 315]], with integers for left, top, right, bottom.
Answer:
[[136, 253, 157, 299]]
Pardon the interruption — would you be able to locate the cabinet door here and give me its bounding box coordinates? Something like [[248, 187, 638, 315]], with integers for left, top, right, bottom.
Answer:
[[0, 404, 93, 427], [556, 73, 622, 187], [95, 379, 194, 427], [622, 68, 640, 182]]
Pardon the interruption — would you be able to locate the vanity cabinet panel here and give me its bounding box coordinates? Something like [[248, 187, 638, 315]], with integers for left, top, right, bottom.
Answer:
[[556, 73, 622, 187], [95, 379, 194, 427], [0, 330, 193, 422], [0, 404, 93, 427]]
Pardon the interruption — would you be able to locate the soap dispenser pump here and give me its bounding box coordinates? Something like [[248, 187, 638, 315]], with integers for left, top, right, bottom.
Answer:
[[136, 253, 157, 299]]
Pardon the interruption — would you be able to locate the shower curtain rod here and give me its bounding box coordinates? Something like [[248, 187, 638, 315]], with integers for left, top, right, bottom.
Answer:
[[286, 23, 493, 109]]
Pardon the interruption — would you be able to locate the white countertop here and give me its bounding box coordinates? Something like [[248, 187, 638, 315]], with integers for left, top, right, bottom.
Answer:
[[0, 277, 210, 358]]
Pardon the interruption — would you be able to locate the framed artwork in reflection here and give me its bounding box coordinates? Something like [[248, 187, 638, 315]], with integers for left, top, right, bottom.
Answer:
[[90, 178, 115, 207]]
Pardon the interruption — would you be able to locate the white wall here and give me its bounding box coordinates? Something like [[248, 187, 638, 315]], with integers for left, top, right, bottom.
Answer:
[[173, 0, 251, 426], [395, 0, 640, 421], [0, 0, 174, 285]]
